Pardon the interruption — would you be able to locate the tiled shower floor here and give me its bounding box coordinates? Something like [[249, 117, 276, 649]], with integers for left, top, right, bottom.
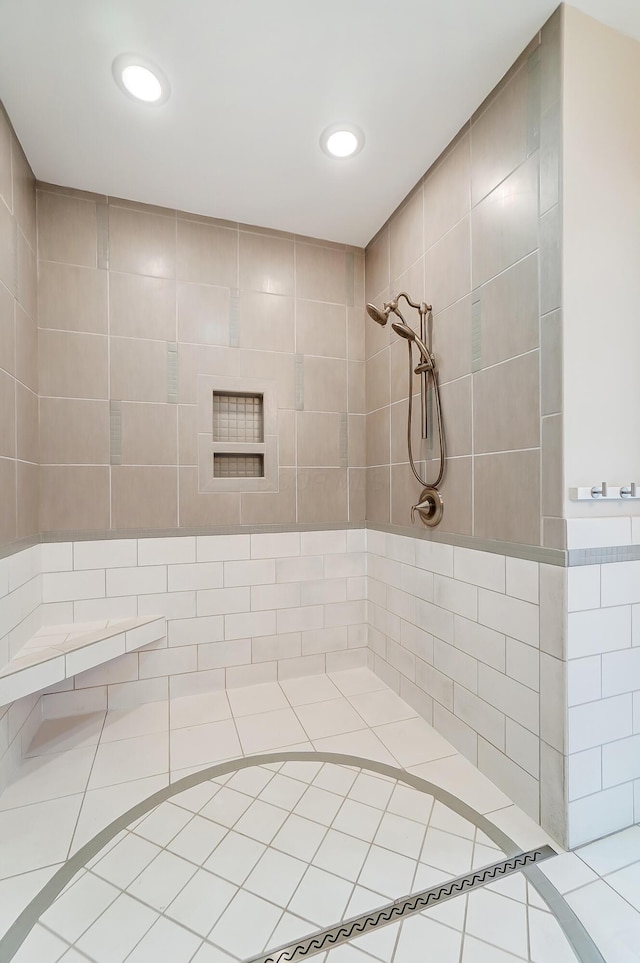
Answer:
[[0, 669, 638, 962]]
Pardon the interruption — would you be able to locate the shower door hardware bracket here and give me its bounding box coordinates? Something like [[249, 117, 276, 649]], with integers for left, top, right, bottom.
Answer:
[[570, 484, 640, 501]]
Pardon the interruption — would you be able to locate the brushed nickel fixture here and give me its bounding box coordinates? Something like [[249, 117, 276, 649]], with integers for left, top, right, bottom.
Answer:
[[366, 292, 446, 527]]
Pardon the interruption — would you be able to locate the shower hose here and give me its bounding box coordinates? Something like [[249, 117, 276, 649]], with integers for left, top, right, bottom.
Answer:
[[405, 340, 446, 490]]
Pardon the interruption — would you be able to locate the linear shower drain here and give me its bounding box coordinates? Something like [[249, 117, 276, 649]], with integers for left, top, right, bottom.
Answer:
[[248, 845, 556, 963]]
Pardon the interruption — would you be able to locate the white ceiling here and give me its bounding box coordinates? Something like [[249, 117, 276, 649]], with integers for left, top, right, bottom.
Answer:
[[0, 0, 638, 247]]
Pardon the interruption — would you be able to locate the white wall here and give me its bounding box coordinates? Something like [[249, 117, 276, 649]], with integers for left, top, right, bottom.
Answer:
[[563, 6, 640, 519]]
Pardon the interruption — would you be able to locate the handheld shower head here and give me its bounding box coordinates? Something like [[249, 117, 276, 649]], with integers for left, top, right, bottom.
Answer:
[[366, 302, 390, 326], [391, 320, 433, 367]]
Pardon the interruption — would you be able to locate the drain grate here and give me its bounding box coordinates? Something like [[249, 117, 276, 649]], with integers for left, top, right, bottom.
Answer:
[[248, 846, 556, 963]]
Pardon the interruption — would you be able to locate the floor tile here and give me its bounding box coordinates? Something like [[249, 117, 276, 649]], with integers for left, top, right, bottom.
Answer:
[[125, 916, 202, 963], [169, 691, 230, 730], [100, 702, 169, 743], [169, 719, 241, 770], [461, 935, 527, 962], [25, 713, 105, 757], [0, 746, 96, 811], [332, 798, 383, 842], [166, 814, 227, 864], [539, 852, 599, 894], [567, 879, 640, 963], [165, 868, 236, 937], [348, 689, 417, 727], [204, 831, 266, 884], [91, 832, 161, 889], [374, 718, 455, 768], [245, 847, 307, 906], [268, 910, 318, 950], [228, 682, 288, 717], [209, 889, 283, 958], [199, 785, 253, 829], [281, 675, 341, 706], [0, 794, 83, 878], [258, 772, 307, 809], [295, 698, 367, 740], [358, 845, 416, 899], [374, 811, 426, 859], [312, 763, 358, 797], [465, 888, 529, 958], [387, 783, 434, 824], [421, 827, 474, 875], [75, 892, 158, 962], [410, 756, 511, 815], [528, 905, 579, 963], [312, 828, 370, 882], [41, 871, 120, 943], [226, 766, 273, 797], [288, 865, 354, 926], [395, 914, 462, 962], [89, 732, 168, 790], [429, 800, 476, 840], [191, 943, 236, 962], [133, 801, 193, 847], [483, 803, 559, 851], [271, 813, 327, 861], [606, 861, 640, 908], [235, 708, 307, 754], [577, 825, 640, 876], [233, 798, 288, 843], [169, 780, 221, 815], [294, 785, 344, 826], [312, 729, 397, 765], [127, 849, 197, 912], [71, 776, 169, 853], [328, 669, 387, 697], [0, 865, 63, 940], [348, 772, 394, 810], [11, 923, 69, 963]]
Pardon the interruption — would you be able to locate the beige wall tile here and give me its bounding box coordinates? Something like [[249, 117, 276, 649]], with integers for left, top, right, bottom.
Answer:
[[178, 282, 231, 346], [542, 414, 563, 517], [349, 467, 366, 522], [348, 413, 366, 468], [120, 403, 178, 466], [479, 252, 539, 367], [424, 133, 471, 251], [432, 296, 471, 386], [15, 304, 37, 391], [15, 382, 37, 462], [39, 398, 109, 465], [109, 205, 176, 279], [471, 155, 539, 287], [367, 466, 390, 524], [16, 461, 38, 538], [471, 63, 529, 205], [297, 411, 342, 467], [37, 190, 97, 267], [390, 336, 420, 405], [176, 218, 236, 286], [240, 349, 295, 408], [296, 243, 346, 303], [39, 262, 108, 334], [0, 108, 11, 209], [474, 351, 540, 453], [178, 344, 240, 404], [348, 361, 365, 415], [541, 308, 562, 416], [0, 456, 16, 543], [429, 455, 472, 536], [278, 408, 295, 467], [112, 466, 177, 528], [16, 228, 36, 319], [241, 468, 296, 526], [425, 215, 471, 314], [178, 405, 198, 466], [543, 516, 566, 550], [303, 356, 347, 412], [40, 466, 110, 532], [110, 337, 168, 403], [39, 329, 107, 400], [365, 229, 389, 302], [390, 394, 423, 466], [110, 273, 176, 341], [366, 407, 390, 468], [0, 282, 15, 375], [12, 141, 36, 248], [347, 307, 365, 362], [238, 291, 294, 353], [391, 462, 426, 527], [296, 300, 346, 359], [178, 467, 240, 526], [365, 349, 389, 414], [0, 196, 16, 295], [365, 290, 391, 360], [440, 376, 472, 457], [390, 187, 423, 281], [239, 231, 294, 296], [475, 450, 540, 545], [297, 468, 348, 523], [0, 368, 15, 457]]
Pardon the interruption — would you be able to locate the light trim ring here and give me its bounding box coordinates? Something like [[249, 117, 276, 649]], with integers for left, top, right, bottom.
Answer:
[[112, 53, 170, 105], [320, 123, 364, 159]]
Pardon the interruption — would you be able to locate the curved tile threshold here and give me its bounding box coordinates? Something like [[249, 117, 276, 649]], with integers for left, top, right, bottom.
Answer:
[[0, 751, 602, 963]]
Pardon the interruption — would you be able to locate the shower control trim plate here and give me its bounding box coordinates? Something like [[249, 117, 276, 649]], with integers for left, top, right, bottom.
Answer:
[[411, 486, 444, 527]]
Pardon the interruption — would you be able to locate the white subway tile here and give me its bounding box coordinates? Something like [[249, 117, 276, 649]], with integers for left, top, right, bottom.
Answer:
[[225, 610, 276, 640], [568, 747, 602, 800], [276, 605, 323, 635], [434, 575, 478, 620], [371, 603, 400, 642], [276, 556, 324, 583], [252, 633, 301, 663], [197, 587, 250, 617], [0, 590, 24, 639], [347, 529, 366, 553], [74, 597, 137, 622], [385, 638, 415, 680], [367, 577, 387, 607], [603, 734, 640, 788], [505, 557, 539, 604], [415, 659, 454, 710], [278, 654, 326, 680], [168, 616, 224, 646], [569, 695, 632, 753], [300, 579, 345, 607], [324, 600, 367, 628], [138, 592, 196, 620], [226, 662, 277, 688], [0, 557, 9, 598], [478, 737, 539, 820], [632, 518, 640, 545], [506, 718, 539, 778], [196, 534, 250, 562], [568, 606, 631, 658], [415, 599, 454, 644], [400, 621, 434, 663], [601, 560, 640, 607], [567, 567, 599, 615], [414, 540, 453, 577], [139, 646, 197, 679], [251, 582, 300, 610], [73, 539, 137, 571], [42, 687, 108, 719], [324, 553, 366, 579], [169, 668, 225, 698], [301, 626, 348, 656], [168, 562, 223, 593], [454, 548, 505, 593], [400, 564, 434, 603], [300, 530, 347, 555], [224, 559, 276, 587], [385, 586, 416, 623], [566, 517, 632, 550], [373, 655, 400, 693], [634, 691, 640, 735], [66, 634, 126, 676], [138, 536, 196, 565], [40, 602, 75, 628], [348, 623, 367, 649], [368, 625, 386, 658], [366, 529, 386, 557], [455, 616, 505, 671], [633, 605, 640, 647], [434, 638, 478, 693], [326, 649, 367, 673], [107, 566, 166, 598], [42, 570, 106, 603], [567, 784, 634, 848], [8, 547, 40, 592], [368, 554, 403, 589], [74, 653, 139, 689], [478, 664, 539, 734], [385, 533, 416, 564], [251, 532, 300, 559], [107, 677, 168, 710], [126, 620, 165, 652], [540, 653, 565, 752], [478, 590, 538, 647], [198, 639, 251, 669], [432, 703, 477, 762], [568, 656, 601, 706], [453, 685, 505, 749], [41, 543, 73, 574], [602, 648, 640, 697], [539, 564, 566, 659], [0, 656, 64, 706], [347, 577, 367, 601]]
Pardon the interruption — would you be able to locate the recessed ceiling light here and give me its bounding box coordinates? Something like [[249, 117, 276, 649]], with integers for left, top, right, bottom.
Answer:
[[320, 124, 364, 159], [112, 54, 170, 105]]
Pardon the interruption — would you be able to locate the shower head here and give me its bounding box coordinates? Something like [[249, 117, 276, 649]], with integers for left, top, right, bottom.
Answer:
[[366, 302, 391, 326], [391, 321, 433, 367]]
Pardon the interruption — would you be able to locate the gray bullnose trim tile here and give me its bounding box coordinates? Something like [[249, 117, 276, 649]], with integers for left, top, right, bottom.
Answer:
[[0, 535, 40, 562]]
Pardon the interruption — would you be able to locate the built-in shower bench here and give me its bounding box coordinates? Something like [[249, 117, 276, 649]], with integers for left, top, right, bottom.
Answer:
[[0, 616, 166, 708]]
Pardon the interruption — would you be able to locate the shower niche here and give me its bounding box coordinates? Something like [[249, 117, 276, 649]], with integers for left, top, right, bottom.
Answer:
[[198, 378, 278, 493]]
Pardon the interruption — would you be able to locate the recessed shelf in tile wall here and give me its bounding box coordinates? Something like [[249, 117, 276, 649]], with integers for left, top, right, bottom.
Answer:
[[212, 392, 264, 443]]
